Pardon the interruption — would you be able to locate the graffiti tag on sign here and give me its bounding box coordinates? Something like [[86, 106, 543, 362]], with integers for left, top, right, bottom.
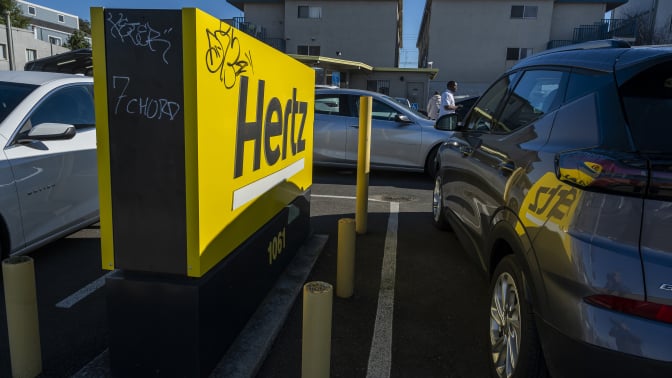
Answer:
[[205, 22, 254, 89], [106, 12, 174, 64]]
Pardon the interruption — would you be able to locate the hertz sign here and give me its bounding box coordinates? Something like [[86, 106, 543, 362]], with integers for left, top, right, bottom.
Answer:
[[93, 8, 314, 278]]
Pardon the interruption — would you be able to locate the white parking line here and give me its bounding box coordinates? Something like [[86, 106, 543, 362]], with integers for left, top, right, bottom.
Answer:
[[312, 194, 388, 202], [314, 193, 400, 378], [366, 201, 399, 378], [55, 271, 115, 309]]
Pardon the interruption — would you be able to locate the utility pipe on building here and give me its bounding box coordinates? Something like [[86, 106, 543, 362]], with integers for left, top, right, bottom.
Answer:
[[5, 11, 16, 70]]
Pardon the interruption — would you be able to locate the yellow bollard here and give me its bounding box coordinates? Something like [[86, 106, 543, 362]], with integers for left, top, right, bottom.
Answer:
[[302, 281, 333, 378], [336, 218, 356, 298], [356, 95, 372, 235], [2, 256, 42, 378]]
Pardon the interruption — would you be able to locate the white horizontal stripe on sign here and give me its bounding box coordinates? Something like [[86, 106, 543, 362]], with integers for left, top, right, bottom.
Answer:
[[232, 158, 305, 211]]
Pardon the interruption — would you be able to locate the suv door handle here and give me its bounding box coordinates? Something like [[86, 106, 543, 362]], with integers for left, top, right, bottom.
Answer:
[[460, 145, 473, 155], [498, 161, 515, 176]]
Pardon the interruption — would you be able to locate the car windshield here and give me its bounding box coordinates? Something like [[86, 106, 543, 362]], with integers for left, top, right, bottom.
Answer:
[[0, 81, 38, 123], [382, 95, 430, 119]]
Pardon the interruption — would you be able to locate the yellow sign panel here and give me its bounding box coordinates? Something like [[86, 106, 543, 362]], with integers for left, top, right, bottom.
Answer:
[[93, 7, 313, 277], [183, 9, 314, 276]]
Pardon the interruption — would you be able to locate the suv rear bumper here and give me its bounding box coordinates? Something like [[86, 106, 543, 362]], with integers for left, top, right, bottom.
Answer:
[[537, 317, 672, 378]]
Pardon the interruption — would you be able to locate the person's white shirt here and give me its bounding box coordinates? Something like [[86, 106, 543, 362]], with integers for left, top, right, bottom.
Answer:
[[438, 89, 456, 118], [426, 94, 441, 120]]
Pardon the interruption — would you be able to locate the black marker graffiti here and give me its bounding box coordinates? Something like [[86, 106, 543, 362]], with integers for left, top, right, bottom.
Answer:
[[205, 22, 253, 89], [112, 76, 181, 121], [106, 12, 173, 65]]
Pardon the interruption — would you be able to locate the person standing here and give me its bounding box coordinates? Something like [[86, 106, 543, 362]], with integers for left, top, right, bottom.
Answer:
[[438, 81, 460, 118], [426, 91, 441, 120]]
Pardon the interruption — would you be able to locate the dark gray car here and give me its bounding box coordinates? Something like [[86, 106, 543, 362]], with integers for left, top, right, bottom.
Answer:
[[433, 40, 672, 377], [314, 88, 451, 176]]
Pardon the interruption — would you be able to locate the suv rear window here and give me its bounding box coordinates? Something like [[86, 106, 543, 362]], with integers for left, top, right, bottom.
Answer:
[[620, 62, 672, 154]]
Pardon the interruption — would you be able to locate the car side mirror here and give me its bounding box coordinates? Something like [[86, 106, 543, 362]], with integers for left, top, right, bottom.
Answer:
[[435, 114, 458, 131], [395, 114, 413, 123], [18, 123, 77, 143]]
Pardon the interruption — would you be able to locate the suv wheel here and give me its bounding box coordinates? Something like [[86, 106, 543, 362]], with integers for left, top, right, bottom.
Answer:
[[432, 175, 450, 230], [489, 256, 547, 378]]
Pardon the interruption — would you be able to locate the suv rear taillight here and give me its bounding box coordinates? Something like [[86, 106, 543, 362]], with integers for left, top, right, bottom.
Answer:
[[585, 295, 672, 324], [555, 150, 648, 197]]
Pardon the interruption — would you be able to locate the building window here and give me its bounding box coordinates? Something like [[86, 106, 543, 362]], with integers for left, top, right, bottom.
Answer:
[[366, 80, 390, 95], [26, 49, 37, 62], [298, 6, 321, 19], [58, 14, 65, 23], [0, 44, 7, 60], [28, 6, 36, 15], [297, 45, 321, 55], [511, 5, 537, 19], [506, 47, 533, 61], [49, 36, 62, 46]]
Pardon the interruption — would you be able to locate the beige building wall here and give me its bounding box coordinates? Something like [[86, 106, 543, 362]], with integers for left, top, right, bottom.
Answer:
[[550, 3, 607, 41], [422, 0, 618, 96], [283, 0, 398, 66], [243, 3, 285, 39], [427, 0, 553, 88], [0, 25, 69, 71]]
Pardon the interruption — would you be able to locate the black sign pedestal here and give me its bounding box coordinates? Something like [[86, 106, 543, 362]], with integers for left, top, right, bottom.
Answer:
[[106, 195, 310, 377]]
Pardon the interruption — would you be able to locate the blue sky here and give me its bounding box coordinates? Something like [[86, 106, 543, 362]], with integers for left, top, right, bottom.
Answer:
[[28, 0, 422, 67]]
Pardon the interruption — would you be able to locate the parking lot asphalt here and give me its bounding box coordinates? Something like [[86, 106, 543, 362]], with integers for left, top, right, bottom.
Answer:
[[1, 168, 490, 378]]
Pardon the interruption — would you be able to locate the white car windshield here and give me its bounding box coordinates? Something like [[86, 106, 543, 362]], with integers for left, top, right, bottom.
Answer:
[[0, 82, 38, 123]]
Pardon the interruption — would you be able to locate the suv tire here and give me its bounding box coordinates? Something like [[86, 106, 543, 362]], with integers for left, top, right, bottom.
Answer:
[[489, 256, 547, 378]]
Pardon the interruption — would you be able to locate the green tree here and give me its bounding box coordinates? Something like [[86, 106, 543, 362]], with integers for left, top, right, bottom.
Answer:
[[0, 0, 29, 28], [78, 18, 91, 35], [65, 29, 91, 49]]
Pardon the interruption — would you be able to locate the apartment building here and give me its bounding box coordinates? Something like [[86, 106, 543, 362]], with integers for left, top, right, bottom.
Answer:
[[1, 1, 78, 71], [17, 0, 80, 47], [611, 0, 672, 44], [418, 0, 629, 96], [227, 0, 440, 107], [228, 0, 402, 66]]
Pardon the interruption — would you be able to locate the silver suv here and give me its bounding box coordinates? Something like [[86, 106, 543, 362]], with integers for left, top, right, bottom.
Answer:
[[433, 40, 672, 377]]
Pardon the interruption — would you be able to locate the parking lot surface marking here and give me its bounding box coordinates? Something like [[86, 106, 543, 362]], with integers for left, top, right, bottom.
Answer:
[[366, 201, 399, 378], [55, 271, 115, 309]]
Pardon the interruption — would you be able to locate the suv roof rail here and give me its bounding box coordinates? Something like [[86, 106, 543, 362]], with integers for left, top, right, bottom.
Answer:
[[536, 39, 631, 57]]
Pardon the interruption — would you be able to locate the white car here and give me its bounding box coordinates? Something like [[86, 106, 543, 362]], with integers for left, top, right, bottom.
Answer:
[[0, 71, 98, 258]]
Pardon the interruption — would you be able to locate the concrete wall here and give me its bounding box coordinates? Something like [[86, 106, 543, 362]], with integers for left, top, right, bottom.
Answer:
[[0, 25, 69, 71], [18, 0, 79, 30], [283, 0, 398, 66], [550, 3, 607, 41], [422, 0, 616, 97], [350, 70, 431, 106], [427, 0, 554, 85], [244, 3, 285, 39]]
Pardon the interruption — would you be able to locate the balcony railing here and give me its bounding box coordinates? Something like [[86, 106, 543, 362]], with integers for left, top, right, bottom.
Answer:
[[548, 18, 637, 50], [231, 17, 286, 53]]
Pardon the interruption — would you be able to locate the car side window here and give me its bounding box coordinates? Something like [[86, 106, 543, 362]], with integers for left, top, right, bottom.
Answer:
[[496, 70, 566, 133], [316, 94, 346, 116], [17, 84, 95, 140], [464, 73, 513, 132], [353, 97, 401, 121], [370, 99, 400, 121]]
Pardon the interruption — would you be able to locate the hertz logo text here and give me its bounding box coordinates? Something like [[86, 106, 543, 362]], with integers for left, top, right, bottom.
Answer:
[[234, 76, 308, 178]]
